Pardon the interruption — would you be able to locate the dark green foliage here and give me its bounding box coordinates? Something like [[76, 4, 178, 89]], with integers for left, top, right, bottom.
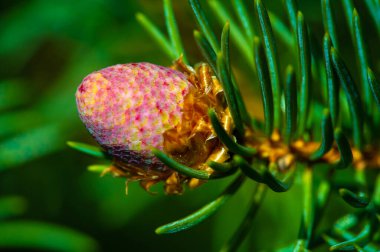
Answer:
[[137, 0, 380, 250], [138, 0, 380, 250]]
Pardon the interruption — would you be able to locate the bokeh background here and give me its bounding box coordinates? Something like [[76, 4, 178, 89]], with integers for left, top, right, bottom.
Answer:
[[0, 0, 378, 251]]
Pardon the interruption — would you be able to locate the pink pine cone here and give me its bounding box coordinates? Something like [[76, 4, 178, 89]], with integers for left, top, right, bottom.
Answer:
[[75, 63, 192, 170]]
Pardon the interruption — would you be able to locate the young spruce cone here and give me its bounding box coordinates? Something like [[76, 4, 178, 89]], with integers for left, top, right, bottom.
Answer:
[[76, 61, 231, 194]]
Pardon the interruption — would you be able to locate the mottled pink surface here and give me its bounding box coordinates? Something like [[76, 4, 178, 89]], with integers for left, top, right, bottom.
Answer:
[[76, 63, 191, 169]]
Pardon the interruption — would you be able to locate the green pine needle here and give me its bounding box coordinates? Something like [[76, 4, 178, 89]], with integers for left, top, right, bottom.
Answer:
[[209, 0, 254, 68], [284, 0, 298, 34], [216, 53, 245, 138], [321, 0, 339, 49], [232, 0, 255, 42], [352, 9, 371, 112], [164, 0, 187, 63], [323, 33, 339, 125], [67, 141, 106, 159], [333, 129, 353, 169], [155, 175, 245, 234], [194, 30, 217, 73], [189, 0, 219, 53], [153, 149, 210, 180], [296, 11, 311, 136], [367, 67, 380, 109], [135, 12, 175, 59], [87, 164, 110, 173], [254, 0, 282, 130], [284, 65, 297, 143], [208, 109, 256, 157], [310, 109, 334, 160], [254, 37, 274, 136], [330, 47, 364, 149], [234, 155, 264, 183], [339, 188, 369, 208]]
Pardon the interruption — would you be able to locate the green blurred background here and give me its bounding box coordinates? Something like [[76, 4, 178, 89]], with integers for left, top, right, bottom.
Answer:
[[0, 0, 378, 251]]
